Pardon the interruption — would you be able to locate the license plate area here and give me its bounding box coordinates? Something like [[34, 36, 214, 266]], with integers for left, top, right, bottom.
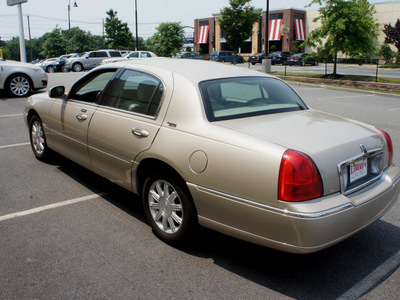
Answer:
[[339, 149, 384, 195], [350, 159, 368, 183]]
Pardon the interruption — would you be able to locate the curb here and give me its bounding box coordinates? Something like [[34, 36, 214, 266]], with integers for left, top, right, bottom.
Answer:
[[283, 79, 400, 99]]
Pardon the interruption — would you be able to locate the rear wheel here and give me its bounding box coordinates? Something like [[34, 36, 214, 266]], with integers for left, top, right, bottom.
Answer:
[[142, 171, 196, 243], [72, 63, 83, 72], [46, 65, 55, 73]]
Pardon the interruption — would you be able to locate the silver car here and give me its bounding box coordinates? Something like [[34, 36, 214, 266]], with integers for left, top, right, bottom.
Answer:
[[64, 50, 122, 72], [1, 59, 48, 97], [23, 59, 400, 253]]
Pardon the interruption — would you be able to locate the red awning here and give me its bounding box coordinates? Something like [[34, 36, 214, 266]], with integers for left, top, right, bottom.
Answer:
[[269, 19, 283, 41], [295, 19, 306, 41], [198, 26, 209, 44]]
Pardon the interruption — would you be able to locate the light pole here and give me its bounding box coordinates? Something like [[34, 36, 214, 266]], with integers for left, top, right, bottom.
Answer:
[[68, 0, 78, 30], [265, 0, 269, 54], [135, 0, 139, 50], [6, 0, 28, 62]]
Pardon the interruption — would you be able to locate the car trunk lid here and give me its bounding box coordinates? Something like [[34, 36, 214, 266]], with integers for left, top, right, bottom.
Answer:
[[216, 110, 385, 195]]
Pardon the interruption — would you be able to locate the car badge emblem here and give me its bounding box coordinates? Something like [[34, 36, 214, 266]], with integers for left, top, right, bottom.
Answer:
[[360, 144, 368, 155]]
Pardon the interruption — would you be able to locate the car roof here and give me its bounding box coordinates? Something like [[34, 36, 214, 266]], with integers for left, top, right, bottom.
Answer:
[[108, 58, 272, 84]]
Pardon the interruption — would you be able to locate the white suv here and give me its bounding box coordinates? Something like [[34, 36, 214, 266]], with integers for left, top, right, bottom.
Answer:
[[64, 50, 122, 72]]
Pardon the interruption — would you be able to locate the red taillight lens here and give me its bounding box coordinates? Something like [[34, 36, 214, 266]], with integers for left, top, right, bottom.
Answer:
[[278, 149, 323, 201], [377, 128, 393, 166]]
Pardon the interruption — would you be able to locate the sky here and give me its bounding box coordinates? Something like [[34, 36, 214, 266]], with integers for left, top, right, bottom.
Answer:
[[0, 0, 393, 41]]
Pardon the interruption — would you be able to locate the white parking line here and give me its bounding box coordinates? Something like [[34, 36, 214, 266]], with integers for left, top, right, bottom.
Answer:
[[0, 113, 23, 118], [0, 193, 107, 222], [0, 142, 30, 149], [337, 250, 400, 299], [318, 94, 375, 100]]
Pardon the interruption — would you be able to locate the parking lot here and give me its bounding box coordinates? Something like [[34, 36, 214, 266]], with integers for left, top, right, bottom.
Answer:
[[1, 72, 399, 299]]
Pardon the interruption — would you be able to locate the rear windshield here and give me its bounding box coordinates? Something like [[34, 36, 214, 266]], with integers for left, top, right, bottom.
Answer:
[[199, 77, 307, 121]]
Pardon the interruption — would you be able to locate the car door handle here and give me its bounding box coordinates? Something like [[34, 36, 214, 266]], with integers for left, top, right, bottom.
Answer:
[[76, 114, 88, 120], [132, 128, 149, 137]]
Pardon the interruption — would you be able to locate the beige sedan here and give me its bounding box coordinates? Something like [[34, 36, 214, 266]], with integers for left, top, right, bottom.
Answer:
[[23, 59, 400, 253]]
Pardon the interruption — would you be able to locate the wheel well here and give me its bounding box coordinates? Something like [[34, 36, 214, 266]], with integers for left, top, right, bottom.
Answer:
[[26, 109, 39, 126], [136, 159, 189, 196]]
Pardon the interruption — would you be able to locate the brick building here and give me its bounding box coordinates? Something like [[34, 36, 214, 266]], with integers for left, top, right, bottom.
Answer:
[[194, 1, 400, 58]]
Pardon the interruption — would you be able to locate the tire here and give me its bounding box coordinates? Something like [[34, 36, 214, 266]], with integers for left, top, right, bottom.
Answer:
[[29, 115, 51, 161], [7, 74, 31, 97], [72, 63, 83, 72], [61, 65, 68, 72], [46, 65, 55, 73], [251, 62, 256, 65], [142, 171, 196, 243]]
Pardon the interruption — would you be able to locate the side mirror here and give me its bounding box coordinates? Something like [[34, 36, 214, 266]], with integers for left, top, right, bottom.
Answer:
[[49, 86, 65, 98]]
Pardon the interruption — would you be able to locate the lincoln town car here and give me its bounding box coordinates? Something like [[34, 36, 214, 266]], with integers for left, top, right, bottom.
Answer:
[[24, 59, 400, 253]]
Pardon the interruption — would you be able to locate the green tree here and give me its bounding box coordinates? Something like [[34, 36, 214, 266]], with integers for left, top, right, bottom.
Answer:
[[218, 0, 261, 63], [3, 37, 21, 60], [383, 19, 400, 53], [41, 27, 67, 58], [62, 27, 103, 53], [104, 9, 133, 49], [304, 0, 379, 76], [379, 44, 393, 63], [146, 22, 184, 57]]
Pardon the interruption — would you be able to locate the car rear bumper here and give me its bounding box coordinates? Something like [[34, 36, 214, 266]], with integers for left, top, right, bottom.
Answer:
[[188, 165, 400, 253]]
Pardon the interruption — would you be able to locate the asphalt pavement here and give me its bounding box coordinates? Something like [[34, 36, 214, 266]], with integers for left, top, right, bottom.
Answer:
[[0, 72, 399, 299]]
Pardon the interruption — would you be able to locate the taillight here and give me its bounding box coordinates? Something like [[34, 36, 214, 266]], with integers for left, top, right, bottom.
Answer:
[[377, 128, 393, 166], [278, 149, 323, 201]]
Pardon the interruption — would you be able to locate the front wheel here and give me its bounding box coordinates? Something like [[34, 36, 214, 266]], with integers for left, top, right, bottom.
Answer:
[[29, 115, 51, 161], [7, 74, 31, 97], [142, 172, 196, 243]]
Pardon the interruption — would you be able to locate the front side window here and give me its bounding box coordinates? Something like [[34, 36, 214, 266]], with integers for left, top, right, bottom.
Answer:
[[103, 69, 164, 117], [199, 77, 307, 121], [68, 69, 118, 102], [129, 52, 139, 58]]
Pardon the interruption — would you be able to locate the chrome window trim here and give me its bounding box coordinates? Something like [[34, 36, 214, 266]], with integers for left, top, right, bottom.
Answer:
[[196, 185, 353, 219], [96, 104, 159, 121], [338, 147, 384, 196]]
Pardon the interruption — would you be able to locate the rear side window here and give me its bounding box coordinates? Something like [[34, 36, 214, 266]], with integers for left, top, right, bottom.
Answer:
[[199, 77, 307, 121], [97, 52, 108, 57], [109, 51, 122, 57], [103, 69, 164, 117]]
